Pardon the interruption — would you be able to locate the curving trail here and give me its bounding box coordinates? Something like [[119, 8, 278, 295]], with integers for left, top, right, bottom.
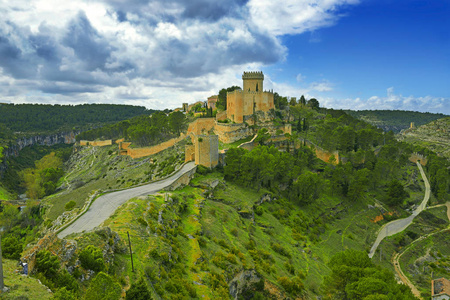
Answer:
[[58, 162, 196, 239], [369, 162, 430, 258]]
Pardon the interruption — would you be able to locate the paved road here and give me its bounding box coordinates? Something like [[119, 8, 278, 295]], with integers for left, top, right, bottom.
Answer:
[[58, 162, 196, 239], [368, 162, 430, 258]]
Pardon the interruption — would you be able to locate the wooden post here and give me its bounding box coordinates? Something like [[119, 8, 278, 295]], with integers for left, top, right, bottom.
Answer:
[[127, 231, 134, 272], [0, 236, 4, 290]]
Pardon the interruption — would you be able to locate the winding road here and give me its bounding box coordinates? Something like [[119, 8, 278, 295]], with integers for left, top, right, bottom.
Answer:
[[368, 162, 431, 258], [58, 162, 196, 239]]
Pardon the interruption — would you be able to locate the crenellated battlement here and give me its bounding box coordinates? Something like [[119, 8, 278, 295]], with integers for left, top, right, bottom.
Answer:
[[242, 71, 264, 80]]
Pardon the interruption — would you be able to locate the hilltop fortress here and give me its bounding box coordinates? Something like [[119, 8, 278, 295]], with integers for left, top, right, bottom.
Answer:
[[227, 71, 274, 123]]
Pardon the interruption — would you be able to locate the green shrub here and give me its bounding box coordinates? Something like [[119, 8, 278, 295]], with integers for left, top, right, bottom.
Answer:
[[137, 217, 148, 227], [2, 235, 23, 259], [255, 206, 263, 216], [79, 245, 105, 272], [85, 272, 121, 300], [35, 250, 60, 279], [51, 287, 77, 300], [126, 277, 152, 300], [65, 201, 76, 211]]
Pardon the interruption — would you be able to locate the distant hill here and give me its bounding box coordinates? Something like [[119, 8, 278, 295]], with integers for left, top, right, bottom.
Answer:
[[0, 103, 152, 136], [345, 110, 447, 133], [399, 117, 450, 159]]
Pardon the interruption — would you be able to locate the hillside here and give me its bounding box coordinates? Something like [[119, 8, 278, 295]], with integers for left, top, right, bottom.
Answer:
[[1, 106, 449, 299], [345, 110, 447, 133], [398, 117, 450, 160]]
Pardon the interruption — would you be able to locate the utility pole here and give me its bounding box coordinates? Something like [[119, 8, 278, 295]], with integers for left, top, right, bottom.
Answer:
[[127, 231, 134, 272]]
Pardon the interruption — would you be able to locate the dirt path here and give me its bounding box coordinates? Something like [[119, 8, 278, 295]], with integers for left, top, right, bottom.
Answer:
[[392, 252, 422, 298], [391, 202, 450, 299], [369, 162, 430, 258]]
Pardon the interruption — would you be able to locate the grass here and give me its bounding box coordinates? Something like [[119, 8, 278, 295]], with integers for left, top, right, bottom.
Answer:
[[0, 185, 12, 200], [0, 259, 53, 299], [44, 141, 186, 220]]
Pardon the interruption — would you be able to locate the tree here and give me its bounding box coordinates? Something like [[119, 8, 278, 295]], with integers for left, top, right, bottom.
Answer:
[[2, 236, 23, 259], [85, 272, 121, 300], [254, 128, 270, 145], [126, 278, 152, 300], [168, 111, 185, 134], [79, 245, 105, 272], [0, 146, 3, 164], [385, 179, 408, 206], [35, 250, 60, 279], [307, 98, 319, 110], [299, 95, 306, 106]]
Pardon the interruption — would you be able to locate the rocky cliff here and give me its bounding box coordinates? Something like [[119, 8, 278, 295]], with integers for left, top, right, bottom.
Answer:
[[0, 131, 79, 174]]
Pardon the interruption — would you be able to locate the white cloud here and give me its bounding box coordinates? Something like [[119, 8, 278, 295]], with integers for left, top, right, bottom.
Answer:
[[309, 81, 333, 92], [0, 0, 360, 109], [296, 73, 305, 82], [320, 87, 450, 114], [248, 0, 359, 36]]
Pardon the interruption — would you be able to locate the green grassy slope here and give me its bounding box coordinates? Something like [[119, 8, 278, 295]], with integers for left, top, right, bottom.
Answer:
[[399, 117, 450, 159], [61, 165, 427, 299]]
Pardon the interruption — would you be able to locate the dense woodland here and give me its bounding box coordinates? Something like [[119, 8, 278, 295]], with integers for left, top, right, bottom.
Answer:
[[76, 111, 187, 147], [0, 103, 150, 135]]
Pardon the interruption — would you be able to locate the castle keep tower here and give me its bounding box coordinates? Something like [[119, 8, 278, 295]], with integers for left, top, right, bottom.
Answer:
[[227, 71, 274, 123], [243, 71, 264, 92]]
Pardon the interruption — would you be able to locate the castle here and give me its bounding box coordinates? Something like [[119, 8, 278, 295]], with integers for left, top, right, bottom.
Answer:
[[227, 71, 274, 123]]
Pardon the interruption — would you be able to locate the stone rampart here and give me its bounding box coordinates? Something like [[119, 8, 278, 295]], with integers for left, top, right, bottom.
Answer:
[[187, 118, 216, 135], [195, 135, 219, 168], [185, 144, 195, 162], [214, 122, 254, 143], [409, 152, 428, 166], [80, 140, 113, 147], [216, 111, 227, 121], [300, 140, 340, 165], [125, 134, 186, 159]]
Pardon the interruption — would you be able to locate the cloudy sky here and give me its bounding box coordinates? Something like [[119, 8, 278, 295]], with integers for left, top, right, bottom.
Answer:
[[0, 0, 449, 113]]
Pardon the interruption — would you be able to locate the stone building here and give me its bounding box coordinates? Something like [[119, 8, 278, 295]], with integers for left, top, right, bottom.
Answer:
[[432, 278, 450, 300], [227, 71, 274, 123], [207, 96, 218, 110]]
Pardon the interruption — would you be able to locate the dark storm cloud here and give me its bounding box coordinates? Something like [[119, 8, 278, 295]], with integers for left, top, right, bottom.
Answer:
[[63, 11, 115, 71], [0, 35, 34, 78]]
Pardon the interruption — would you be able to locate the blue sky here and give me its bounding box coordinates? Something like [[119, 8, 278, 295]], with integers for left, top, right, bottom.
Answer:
[[0, 0, 448, 113]]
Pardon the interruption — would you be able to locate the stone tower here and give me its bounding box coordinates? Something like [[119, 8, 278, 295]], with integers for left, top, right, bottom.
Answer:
[[226, 71, 274, 123], [242, 71, 264, 92]]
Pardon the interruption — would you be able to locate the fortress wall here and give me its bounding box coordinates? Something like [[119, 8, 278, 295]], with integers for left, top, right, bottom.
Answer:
[[126, 134, 186, 159], [214, 122, 254, 143], [227, 90, 244, 123], [80, 140, 112, 146], [119, 142, 132, 150], [409, 152, 428, 166], [187, 118, 216, 135], [299, 140, 340, 165], [195, 135, 219, 168], [185, 144, 195, 162], [216, 111, 227, 121]]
